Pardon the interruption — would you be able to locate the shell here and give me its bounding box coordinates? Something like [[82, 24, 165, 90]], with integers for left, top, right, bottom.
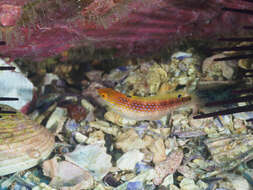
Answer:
[[204, 134, 253, 170], [0, 104, 55, 176]]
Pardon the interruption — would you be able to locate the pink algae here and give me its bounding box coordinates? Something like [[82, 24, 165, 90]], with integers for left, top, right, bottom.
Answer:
[[0, 0, 252, 60]]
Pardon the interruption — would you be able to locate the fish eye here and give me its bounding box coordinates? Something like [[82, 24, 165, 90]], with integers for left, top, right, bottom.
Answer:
[[101, 93, 108, 99], [177, 94, 182, 98]]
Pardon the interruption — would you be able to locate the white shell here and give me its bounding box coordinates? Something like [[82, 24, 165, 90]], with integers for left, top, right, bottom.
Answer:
[[0, 105, 55, 176]]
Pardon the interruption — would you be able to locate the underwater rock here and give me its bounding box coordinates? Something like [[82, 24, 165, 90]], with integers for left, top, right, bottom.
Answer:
[[179, 178, 203, 190], [141, 148, 154, 163], [202, 54, 236, 80], [148, 138, 166, 164], [116, 129, 151, 152], [121, 62, 170, 96], [169, 184, 180, 190], [64, 119, 80, 134], [220, 173, 251, 190], [117, 149, 144, 171], [46, 107, 68, 132], [42, 73, 65, 92], [233, 118, 247, 134], [103, 172, 122, 188], [0, 104, 55, 176], [104, 111, 137, 126], [171, 113, 208, 138], [64, 104, 87, 122], [115, 169, 155, 190], [32, 183, 56, 190], [74, 132, 88, 144], [43, 73, 61, 86], [177, 165, 197, 180], [103, 66, 133, 86], [173, 130, 206, 138], [89, 119, 119, 136], [0, 58, 34, 111], [168, 51, 200, 90], [146, 64, 168, 94], [86, 130, 105, 145], [81, 99, 95, 112], [29, 94, 59, 124], [204, 134, 253, 171], [153, 149, 183, 185], [81, 98, 95, 122], [161, 174, 173, 187], [85, 70, 103, 82], [135, 162, 153, 174], [233, 111, 253, 120], [64, 144, 112, 180], [171, 52, 192, 61], [122, 62, 152, 96], [126, 181, 144, 190], [43, 157, 94, 190]]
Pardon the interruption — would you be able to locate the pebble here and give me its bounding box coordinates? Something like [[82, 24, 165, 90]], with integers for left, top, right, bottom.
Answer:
[[65, 144, 112, 180], [126, 181, 144, 190], [179, 178, 199, 190], [148, 138, 166, 164], [46, 107, 68, 131], [153, 149, 184, 185], [117, 149, 144, 171], [116, 129, 150, 152], [32, 183, 56, 190], [74, 132, 88, 144]]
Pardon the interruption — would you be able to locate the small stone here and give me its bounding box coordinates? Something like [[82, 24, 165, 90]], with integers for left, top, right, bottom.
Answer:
[[148, 138, 166, 164], [64, 104, 87, 122], [126, 181, 144, 190], [115, 169, 155, 190], [74, 132, 88, 144], [104, 111, 137, 126], [153, 149, 184, 185], [135, 162, 152, 174], [202, 54, 235, 80], [177, 165, 196, 179], [64, 120, 80, 141], [116, 129, 149, 152], [43, 73, 60, 86], [89, 120, 119, 136], [85, 70, 103, 82], [180, 178, 199, 190], [224, 173, 251, 190], [169, 184, 180, 190], [117, 150, 144, 171], [32, 183, 56, 190], [196, 180, 208, 190], [161, 174, 174, 187], [141, 148, 153, 163], [81, 99, 95, 112], [171, 52, 192, 61], [86, 130, 105, 145], [46, 107, 67, 131], [43, 157, 94, 189], [65, 144, 112, 180], [94, 184, 107, 190]]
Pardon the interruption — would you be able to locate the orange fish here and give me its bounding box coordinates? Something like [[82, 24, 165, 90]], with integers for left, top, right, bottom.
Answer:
[[97, 88, 192, 121]]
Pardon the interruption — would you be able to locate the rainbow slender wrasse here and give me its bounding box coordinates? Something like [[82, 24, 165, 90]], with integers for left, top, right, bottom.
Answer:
[[97, 88, 192, 121]]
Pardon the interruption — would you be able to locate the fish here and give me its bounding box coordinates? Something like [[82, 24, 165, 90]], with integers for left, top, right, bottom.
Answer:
[[97, 88, 192, 121]]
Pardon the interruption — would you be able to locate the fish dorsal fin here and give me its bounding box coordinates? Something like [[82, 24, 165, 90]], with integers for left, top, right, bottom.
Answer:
[[130, 91, 187, 101]]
